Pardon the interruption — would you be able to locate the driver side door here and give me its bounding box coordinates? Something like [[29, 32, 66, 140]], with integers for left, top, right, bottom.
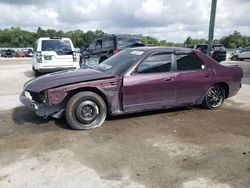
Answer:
[[123, 52, 176, 112]]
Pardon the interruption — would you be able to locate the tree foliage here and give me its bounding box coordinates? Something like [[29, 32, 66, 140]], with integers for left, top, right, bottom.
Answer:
[[220, 31, 250, 48], [0, 27, 106, 48], [183, 31, 250, 48], [0, 27, 249, 49]]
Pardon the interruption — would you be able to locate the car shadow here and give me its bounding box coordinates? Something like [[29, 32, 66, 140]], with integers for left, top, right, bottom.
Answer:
[[24, 70, 35, 78], [12, 106, 194, 130], [12, 106, 51, 125], [107, 106, 192, 121], [12, 106, 73, 130]]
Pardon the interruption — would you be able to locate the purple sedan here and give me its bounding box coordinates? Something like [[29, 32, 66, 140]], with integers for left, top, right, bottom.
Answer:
[[20, 47, 243, 129]]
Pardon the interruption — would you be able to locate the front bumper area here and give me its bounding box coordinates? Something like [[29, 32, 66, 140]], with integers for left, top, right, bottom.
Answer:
[[19, 90, 64, 117]]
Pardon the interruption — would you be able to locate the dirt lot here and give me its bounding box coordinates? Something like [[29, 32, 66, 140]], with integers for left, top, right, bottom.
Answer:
[[0, 58, 250, 188]]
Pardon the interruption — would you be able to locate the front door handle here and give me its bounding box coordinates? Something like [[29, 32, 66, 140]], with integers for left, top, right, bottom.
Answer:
[[204, 74, 210, 78]]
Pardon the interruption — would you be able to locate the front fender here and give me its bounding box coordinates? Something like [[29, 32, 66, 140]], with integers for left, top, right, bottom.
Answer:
[[47, 77, 122, 114]]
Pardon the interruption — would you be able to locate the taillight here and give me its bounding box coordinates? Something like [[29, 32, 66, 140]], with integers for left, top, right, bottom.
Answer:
[[36, 51, 42, 63], [113, 49, 119, 54], [73, 51, 77, 62]]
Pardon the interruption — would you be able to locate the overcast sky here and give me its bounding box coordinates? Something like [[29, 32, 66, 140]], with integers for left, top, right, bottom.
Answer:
[[0, 0, 249, 42]]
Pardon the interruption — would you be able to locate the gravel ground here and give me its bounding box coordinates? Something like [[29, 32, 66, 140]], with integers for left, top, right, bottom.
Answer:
[[0, 59, 250, 188]]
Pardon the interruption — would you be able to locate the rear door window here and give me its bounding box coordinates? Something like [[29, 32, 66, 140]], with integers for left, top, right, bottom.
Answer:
[[41, 40, 72, 55], [89, 42, 96, 51], [117, 37, 144, 49], [95, 40, 102, 50], [176, 52, 205, 71], [103, 37, 114, 49]]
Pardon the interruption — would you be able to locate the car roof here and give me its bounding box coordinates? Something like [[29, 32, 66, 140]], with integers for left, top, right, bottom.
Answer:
[[37, 37, 71, 41], [130, 46, 193, 53]]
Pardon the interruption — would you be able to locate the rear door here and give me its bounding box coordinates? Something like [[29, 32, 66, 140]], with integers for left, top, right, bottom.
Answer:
[[174, 52, 215, 103], [41, 39, 74, 67]]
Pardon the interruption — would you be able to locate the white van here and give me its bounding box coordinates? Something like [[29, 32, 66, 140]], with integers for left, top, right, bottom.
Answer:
[[32, 37, 79, 76]]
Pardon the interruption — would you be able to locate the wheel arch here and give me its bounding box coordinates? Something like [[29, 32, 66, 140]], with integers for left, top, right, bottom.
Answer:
[[213, 82, 229, 98], [64, 87, 111, 114]]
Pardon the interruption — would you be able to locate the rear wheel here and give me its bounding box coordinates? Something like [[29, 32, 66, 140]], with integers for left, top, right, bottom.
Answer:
[[99, 56, 107, 63], [203, 85, 225, 109], [34, 70, 40, 77], [66, 91, 107, 130]]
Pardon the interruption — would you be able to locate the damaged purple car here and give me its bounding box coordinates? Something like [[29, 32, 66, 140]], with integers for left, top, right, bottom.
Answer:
[[20, 47, 243, 130]]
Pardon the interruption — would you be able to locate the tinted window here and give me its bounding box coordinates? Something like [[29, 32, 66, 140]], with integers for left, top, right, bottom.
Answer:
[[103, 37, 114, 48], [96, 40, 102, 50], [176, 52, 205, 71], [196, 45, 208, 54], [41, 40, 72, 55], [93, 49, 144, 75], [117, 37, 144, 49], [137, 53, 172, 74], [89, 42, 96, 51], [242, 48, 250, 52]]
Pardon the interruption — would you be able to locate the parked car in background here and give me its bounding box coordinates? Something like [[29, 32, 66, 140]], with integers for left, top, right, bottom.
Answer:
[[32, 37, 79, 76], [80, 34, 145, 67], [194, 44, 226, 62], [1, 49, 15, 57], [24, 48, 34, 57], [231, 47, 250, 61], [16, 50, 26, 57], [20, 47, 243, 130], [210, 44, 227, 62]]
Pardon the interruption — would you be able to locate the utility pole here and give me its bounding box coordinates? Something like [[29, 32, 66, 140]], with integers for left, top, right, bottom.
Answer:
[[208, 0, 217, 54]]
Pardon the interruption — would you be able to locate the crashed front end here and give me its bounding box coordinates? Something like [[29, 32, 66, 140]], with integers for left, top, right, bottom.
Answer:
[[19, 89, 64, 118]]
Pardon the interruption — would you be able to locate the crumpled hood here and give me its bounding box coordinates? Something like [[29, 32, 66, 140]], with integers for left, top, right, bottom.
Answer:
[[24, 69, 116, 93]]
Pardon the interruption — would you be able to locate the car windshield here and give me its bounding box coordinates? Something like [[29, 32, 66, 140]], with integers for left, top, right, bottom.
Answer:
[[41, 40, 72, 55], [196, 45, 208, 54], [93, 49, 144, 75]]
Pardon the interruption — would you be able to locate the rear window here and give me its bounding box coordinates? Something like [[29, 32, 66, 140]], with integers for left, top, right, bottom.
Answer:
[[41, 40, 72, 55], [117, 37, 144, 49]]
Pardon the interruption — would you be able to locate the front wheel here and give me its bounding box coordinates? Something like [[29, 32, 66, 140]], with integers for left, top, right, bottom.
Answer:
[[203, 85, 225, 109], [66, 91, 107, 130]]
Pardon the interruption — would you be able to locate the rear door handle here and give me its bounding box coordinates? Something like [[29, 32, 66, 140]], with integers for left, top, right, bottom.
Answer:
[[163, 77, 173, 82], [204, 75, 209, 78]]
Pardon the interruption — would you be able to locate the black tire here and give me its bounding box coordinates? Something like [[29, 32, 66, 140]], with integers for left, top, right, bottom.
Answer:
[[99, 56, 107, 63], [65, 91, 107, 130], [202, 85, 225, 109], [231, 55, 238, 61], [34, 70, 40, 77]]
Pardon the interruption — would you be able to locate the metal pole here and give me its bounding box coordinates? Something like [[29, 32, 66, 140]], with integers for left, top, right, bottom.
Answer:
[[208, 0, 217, 54]]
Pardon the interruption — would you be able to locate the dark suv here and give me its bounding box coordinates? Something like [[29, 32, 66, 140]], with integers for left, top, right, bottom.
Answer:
[[80, 34, 145, 67], [195, 44, 226, 62]]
